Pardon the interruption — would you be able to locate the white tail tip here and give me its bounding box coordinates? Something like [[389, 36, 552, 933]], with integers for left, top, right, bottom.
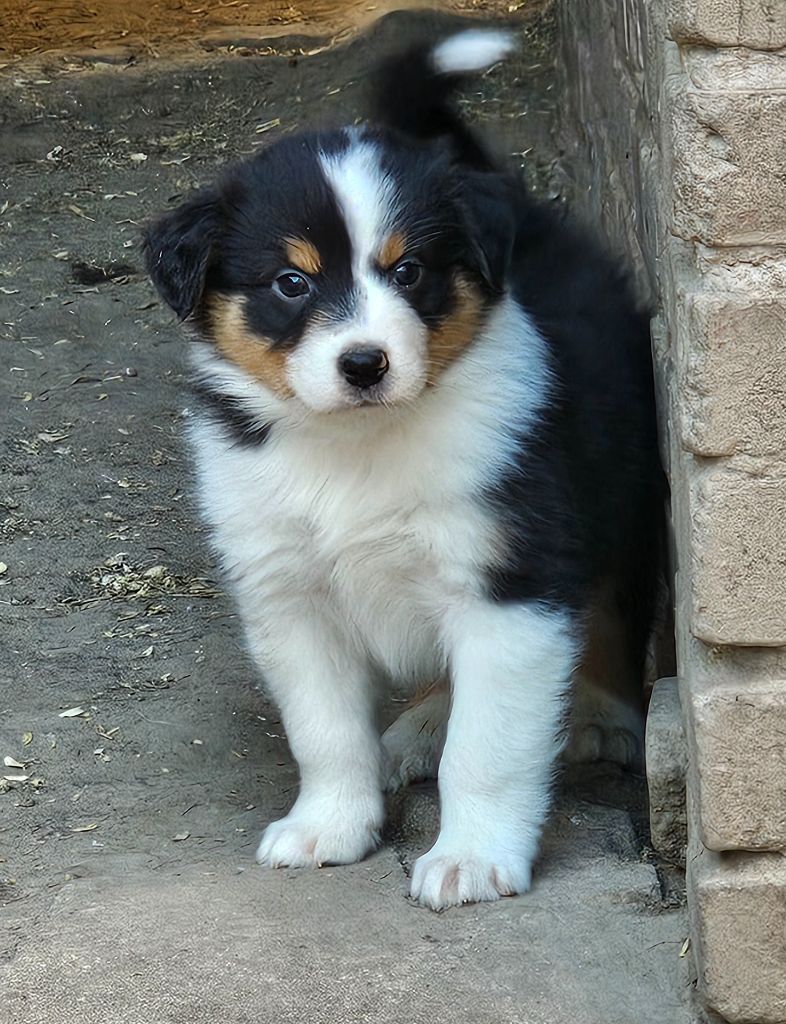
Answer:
[[431, 29, 516, 76]]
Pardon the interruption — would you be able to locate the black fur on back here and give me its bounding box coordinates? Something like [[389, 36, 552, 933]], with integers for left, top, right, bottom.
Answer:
[[370, 42, 499, 171], [371, 37, 667, 684]]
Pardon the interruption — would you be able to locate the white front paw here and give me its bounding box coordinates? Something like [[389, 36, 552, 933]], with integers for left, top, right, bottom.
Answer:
[[255, 804, 381, 869], [411, 839, 532, 910]]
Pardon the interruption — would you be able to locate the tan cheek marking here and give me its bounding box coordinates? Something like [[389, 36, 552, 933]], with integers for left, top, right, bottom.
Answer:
[[378, 231, 407, 269], [426, 277, 485, 383], [208, 294, 294, 398], [284, 237, 321, 276]]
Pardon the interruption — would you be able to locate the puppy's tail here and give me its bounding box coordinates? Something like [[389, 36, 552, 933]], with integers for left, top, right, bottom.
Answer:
[[370, 29, 516, 170]]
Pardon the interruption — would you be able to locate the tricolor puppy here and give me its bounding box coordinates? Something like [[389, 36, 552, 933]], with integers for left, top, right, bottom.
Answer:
[[144, 30, 664, 910]]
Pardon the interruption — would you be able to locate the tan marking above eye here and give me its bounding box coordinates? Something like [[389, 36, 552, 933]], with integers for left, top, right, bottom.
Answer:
[[284, 237, 322, 276], [207, 294, 294, 398], [378, 231, 407, 270], [425, 276, 486, 384]]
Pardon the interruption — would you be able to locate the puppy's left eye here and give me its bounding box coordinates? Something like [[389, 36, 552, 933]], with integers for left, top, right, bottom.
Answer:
[[392, 260, 423, 289], [273, 270, 312, 300]]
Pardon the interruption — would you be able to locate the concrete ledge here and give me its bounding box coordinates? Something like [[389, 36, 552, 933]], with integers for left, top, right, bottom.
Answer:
[[0, 846, 691, 1024]]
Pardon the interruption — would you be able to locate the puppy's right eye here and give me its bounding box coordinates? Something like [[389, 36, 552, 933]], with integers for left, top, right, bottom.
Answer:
[[392, 260, 423, 289], [272, 270, 312, 300]]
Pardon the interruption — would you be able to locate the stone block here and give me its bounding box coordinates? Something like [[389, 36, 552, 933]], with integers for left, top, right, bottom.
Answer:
[[684, 45, 786, 93], [690, 466, 786, 646], [669, 63, 786, 245], [667, 0, 786, 49], [688, 841, 786, 1023], [646, 676, 688, 864], [680, 293, 786, 459], [688, 673, 786, 852]]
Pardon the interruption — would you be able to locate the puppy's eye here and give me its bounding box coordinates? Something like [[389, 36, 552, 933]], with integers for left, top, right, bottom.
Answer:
[[272, 270, 311, 300], [392, 260, 423, 289]]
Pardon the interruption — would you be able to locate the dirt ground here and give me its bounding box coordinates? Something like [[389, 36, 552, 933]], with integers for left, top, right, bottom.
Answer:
[[1, 0, 546, 62], [0, 5, 689, 1021]]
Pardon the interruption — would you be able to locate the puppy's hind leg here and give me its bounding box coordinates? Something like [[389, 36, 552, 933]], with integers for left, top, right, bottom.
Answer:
[[382, 679, 450, 793], [566, 564, 663, 770], [567, 587, 644, 769]]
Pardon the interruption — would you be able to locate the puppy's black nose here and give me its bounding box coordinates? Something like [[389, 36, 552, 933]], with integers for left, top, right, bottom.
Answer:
[[339, 347, 389, 388]]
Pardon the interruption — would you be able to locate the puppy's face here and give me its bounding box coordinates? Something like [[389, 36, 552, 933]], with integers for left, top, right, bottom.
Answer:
[[145, 128, 511, 413]]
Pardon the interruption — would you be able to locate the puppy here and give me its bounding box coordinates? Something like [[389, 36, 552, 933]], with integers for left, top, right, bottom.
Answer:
[[144, 29, 664, 910]]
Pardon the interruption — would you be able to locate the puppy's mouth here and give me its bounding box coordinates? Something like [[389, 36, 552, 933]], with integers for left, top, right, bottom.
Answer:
[[343, 382, 392, 408]]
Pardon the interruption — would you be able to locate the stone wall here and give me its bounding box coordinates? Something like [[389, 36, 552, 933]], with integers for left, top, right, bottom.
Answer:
[[557, 2, 786, 1021]]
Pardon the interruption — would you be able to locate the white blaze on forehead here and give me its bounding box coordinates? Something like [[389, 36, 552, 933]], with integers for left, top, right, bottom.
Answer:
[[287, 134, 426, 413], [319, 135, 396, 274]]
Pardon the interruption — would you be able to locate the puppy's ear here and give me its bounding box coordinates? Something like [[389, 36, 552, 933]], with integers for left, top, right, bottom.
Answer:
[[456, 170, 514, 294], [143, 189, 221, 321]]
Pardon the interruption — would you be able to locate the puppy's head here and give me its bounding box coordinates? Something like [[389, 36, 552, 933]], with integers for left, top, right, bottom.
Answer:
[[144, 128, 513, 413]]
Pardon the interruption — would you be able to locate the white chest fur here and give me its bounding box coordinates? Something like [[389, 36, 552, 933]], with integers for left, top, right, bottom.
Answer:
[[190, 298, 550, 684]]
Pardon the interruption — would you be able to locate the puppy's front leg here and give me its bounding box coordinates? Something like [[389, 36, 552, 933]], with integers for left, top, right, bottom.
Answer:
[[412, 602, 579, 910], [251, 609, 384, 869]]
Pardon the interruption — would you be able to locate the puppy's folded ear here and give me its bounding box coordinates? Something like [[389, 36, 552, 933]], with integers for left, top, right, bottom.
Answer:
[[143, 189, 221, 321], [456, 170, 515, 295]]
